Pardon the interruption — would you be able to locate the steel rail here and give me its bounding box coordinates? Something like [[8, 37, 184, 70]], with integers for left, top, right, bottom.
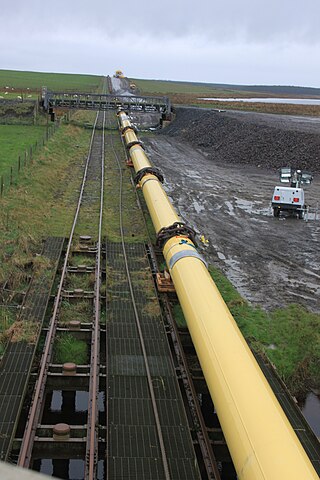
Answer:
[[108, 116, 171, 480], [85, 110, 105, 479], [18, 111, 100, 468], [161, 295, 221, 480]]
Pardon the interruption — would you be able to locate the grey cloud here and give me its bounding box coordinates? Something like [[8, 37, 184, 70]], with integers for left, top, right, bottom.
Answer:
[[0, 0, 319, 86], [3, 0, 320, 43]]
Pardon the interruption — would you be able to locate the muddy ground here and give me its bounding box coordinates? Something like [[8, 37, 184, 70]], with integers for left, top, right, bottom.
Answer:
[[137, 108, 320, 313]]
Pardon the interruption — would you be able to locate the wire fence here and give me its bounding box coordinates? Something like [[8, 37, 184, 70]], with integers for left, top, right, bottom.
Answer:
[[0, 113, 68, 197]]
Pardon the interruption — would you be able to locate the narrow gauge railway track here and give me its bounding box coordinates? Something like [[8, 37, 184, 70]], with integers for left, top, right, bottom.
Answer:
[[17, 110, 106, 479], [105, 114, 171, 480]]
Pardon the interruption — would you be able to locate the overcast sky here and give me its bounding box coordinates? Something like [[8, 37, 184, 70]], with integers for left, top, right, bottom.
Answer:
[[1, 0, 319, 87]]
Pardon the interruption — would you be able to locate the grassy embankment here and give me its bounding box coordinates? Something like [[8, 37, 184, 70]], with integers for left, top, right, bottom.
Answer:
[[173, 266, 319, 397], [0, 69, 104, 125], [133, 78, 320, 117], [0, 110, 96, 355], [0, 69, 105, 186], [0, 125, 46, 179], [0, 111, 148, 362], [0, 69, 103, 92], [0, 70, 103, 360]]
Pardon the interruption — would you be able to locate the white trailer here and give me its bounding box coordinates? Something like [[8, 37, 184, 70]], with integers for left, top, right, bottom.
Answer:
[[271, 167, 313, 219], [272, 186, 305, 218]]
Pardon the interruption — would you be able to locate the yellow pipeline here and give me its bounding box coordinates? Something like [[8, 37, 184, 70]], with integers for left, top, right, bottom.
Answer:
[[117, 111, 318, 480], [129, 144, 150, 171], [140, 174, 181, 232], [123, 128, 139, 148], [121, 112, 133, 133], [128, 144, 180, 230]]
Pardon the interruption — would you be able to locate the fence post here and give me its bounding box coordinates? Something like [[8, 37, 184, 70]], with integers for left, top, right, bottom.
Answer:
[[30, 146, 33, 164], [18, 155, 21, 173], [10, 167, 13, 185], [1, 176, 3, 196], [24, 150, 27, 167]]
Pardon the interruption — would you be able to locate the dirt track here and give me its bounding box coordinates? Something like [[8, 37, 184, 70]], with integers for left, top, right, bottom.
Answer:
[[140, 108, 320, 312]]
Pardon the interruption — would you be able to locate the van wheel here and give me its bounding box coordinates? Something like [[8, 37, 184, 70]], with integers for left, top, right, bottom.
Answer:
[[298, 211, 304, 219], [273, 208, 280, 217]]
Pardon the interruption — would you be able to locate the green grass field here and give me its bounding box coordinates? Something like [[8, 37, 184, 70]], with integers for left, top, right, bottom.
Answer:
[[0, 69, 103, 92], [209, 266, 320, 395], [0, 125, 46, 176], [132, 78, 236, 95]]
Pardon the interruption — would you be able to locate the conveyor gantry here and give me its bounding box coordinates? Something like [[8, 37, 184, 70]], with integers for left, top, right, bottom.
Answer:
[[43, 90, 171, 114]]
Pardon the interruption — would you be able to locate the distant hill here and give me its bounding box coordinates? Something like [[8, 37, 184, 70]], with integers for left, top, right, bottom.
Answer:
[[133, 78, 320, 97]]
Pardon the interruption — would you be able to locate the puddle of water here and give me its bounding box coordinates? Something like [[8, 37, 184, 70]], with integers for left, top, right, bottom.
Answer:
[[98, 391, 105, 412], [50, 390, 105, 413], [301, 392, 320, 437], [251, 217, 269, 224], [223, 257, 254, 301], [235, 198, 271, 217], [193, 200, 205, 213], [198, 97, 320, 105], [51, 390, 63, 410], [37, 458, 105, 479], [225, 201, 236, 217], [184, 168, 202, 179], [37, 459, 85, 479], [75, 391, 88, 412], [69, 459, 84, 479], [38, 459, 53, 476]]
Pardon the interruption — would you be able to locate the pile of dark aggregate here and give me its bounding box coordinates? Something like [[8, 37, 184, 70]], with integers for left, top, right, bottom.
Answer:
[[160, 107, 320, 173]]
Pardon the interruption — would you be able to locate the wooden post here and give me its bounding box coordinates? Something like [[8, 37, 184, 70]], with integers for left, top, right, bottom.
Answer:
[[1, 176, 3, 196], [18, 155, 21, 172], [30, 146, 33, 163], [24, 150, 27, 166], [10, 167, 13, 185]]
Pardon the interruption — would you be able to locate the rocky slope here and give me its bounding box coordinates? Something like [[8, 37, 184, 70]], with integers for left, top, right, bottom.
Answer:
[[160, 107, 320, 173]]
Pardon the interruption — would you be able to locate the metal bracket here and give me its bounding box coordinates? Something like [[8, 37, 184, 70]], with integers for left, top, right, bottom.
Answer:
[[156, 222, 197, 248], [169, 250, 208, 270], [134, 166, 164, 185]]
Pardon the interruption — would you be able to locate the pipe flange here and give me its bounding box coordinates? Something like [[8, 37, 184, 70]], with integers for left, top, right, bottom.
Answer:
[[156, 222, 197, 248], [134, 166, 164, 185], [126, 139, 141, 150], [121, 124, 137, 134]]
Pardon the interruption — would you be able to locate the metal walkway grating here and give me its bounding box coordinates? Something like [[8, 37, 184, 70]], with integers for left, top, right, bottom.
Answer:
[[106, 241, 200, 479], [0, 237, 64, 460]]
